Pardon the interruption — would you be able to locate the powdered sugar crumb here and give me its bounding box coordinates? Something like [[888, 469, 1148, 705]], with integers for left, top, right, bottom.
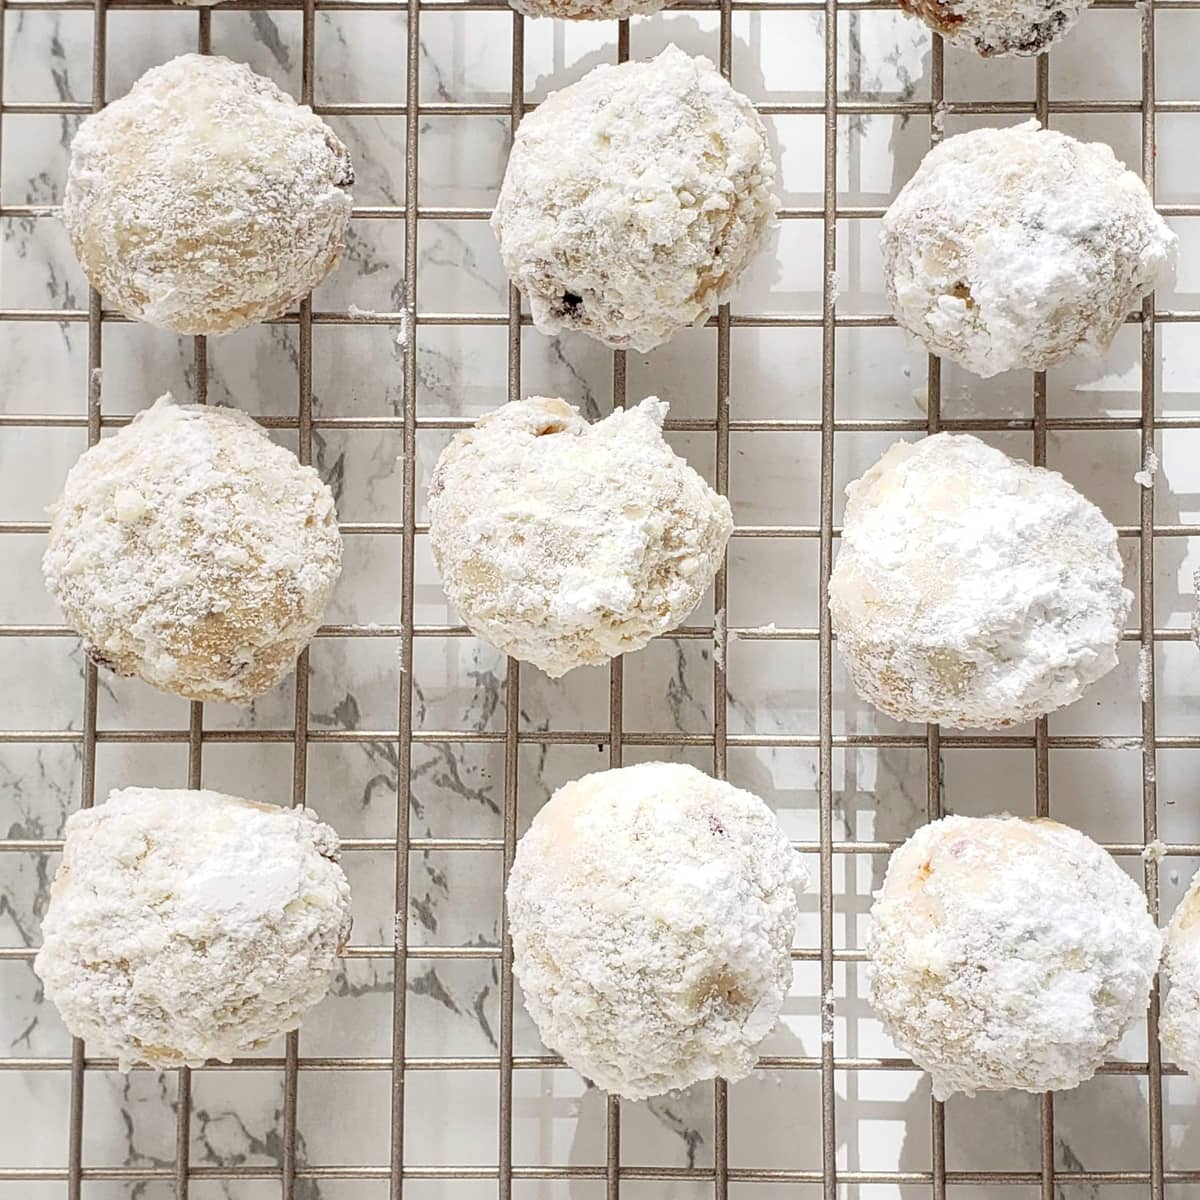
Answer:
[[713, 608, 727, 670], [1134, 448, 1158, 489], [1139, 646, 1153, 702], [821, 989, 835, 1045], [1095, 736, 1142, 751], [737, 622, 778, 638], [1143, 839, 1167, 863]]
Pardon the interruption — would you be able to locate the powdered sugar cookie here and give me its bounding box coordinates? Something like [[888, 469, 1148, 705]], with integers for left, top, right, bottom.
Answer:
[[428, 396, 732, 677], [829, 433, 1131, 729], [882, 123, 1174, 377], [63, 54, 353, 335], [43, 395, 342, 705], [507, 762, 807, 1099], [492, 45, 776, 352], [868, 815, 1160, 1099], [35, 787, 353, 1070]]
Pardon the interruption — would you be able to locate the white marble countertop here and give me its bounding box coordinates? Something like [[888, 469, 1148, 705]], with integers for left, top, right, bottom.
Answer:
[[4, 3, 1200, 1196]]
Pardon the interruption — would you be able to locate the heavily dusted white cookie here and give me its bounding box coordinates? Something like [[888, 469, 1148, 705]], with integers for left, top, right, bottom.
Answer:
[[34, 788, 353, 1070], [43, 394, 342, 705], [868, 815, 1160, 1100], [508, 0, 671, 17], [507, 762, 808, 1099], [828, 433, 1131, 729], [898, 0, 1090, 56], [63, 54, 353, 335], [1160, 871, 1200, 1078], [882, 122, 1175, 377], [492, 45, 777, 352], [428, 396, 732, 678]]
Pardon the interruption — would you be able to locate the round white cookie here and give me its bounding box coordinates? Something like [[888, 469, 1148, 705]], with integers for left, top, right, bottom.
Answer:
[[63, 54, 353, 335], [828, 433, 1131, 729], [898, 0, 1091, 56], [868, 815, 1161, 1099], [1160, 870, 1200, 1079], [43, 394, 342, 705], [508, 0, 671, 17], [507, 762, 808, 1099], [428, 396, 732, 677], [35, 788, 353, 1070], [492, 45, 776, 352], [882, 122, 1175, 377]]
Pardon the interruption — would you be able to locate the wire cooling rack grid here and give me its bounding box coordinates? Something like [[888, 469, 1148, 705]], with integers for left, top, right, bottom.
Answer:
[[2, 0, 1200, 1194]]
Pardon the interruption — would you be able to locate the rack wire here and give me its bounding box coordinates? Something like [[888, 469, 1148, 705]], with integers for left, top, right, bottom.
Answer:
[[0, 0, 1196, 1193]]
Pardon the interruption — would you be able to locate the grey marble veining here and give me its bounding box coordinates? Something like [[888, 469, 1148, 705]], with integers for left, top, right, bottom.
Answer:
[[4, 3, 1200, 1197]]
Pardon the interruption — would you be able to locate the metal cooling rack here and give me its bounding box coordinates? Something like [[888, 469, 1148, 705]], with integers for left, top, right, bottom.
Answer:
[[1, 0, 1199, 1194]]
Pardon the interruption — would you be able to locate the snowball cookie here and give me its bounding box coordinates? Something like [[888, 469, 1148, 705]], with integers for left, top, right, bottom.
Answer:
[[1158, 870, 1200, 1079], [899, 0, 1090, 56], [509, 0, 670, 17], [63, 54, 353, 335], [882, 122, 1176, 378], [34, 788, 353, 1070], [491, 45, 776, 353], [829, 433, 1132, 729], [43, 394, 342, 705], [428, 396, 732, 677], [869, 815, 1160, 1099], [507, 762, 807, 1098]]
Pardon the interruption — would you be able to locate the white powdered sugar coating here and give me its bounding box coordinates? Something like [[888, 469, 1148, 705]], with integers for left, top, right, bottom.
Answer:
[[63, 54, 353, 336], [828, 433, 1132, 729], [428, 396, 732, 678], [35, 788, 353, 1071], [491, 45, 777, 352], [1160, 870, 1200, 1079], [43, 395, 342, 705], [898, 0, 1091, 56], [868, 815, 1161, 1100], [506, 762, 808, 1099], [882, 122, 1176, 378], [508, 0, 670, 17]]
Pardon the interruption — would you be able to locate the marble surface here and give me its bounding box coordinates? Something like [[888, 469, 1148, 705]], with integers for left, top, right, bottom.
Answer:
[[5, 2, 1200, 1197]]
